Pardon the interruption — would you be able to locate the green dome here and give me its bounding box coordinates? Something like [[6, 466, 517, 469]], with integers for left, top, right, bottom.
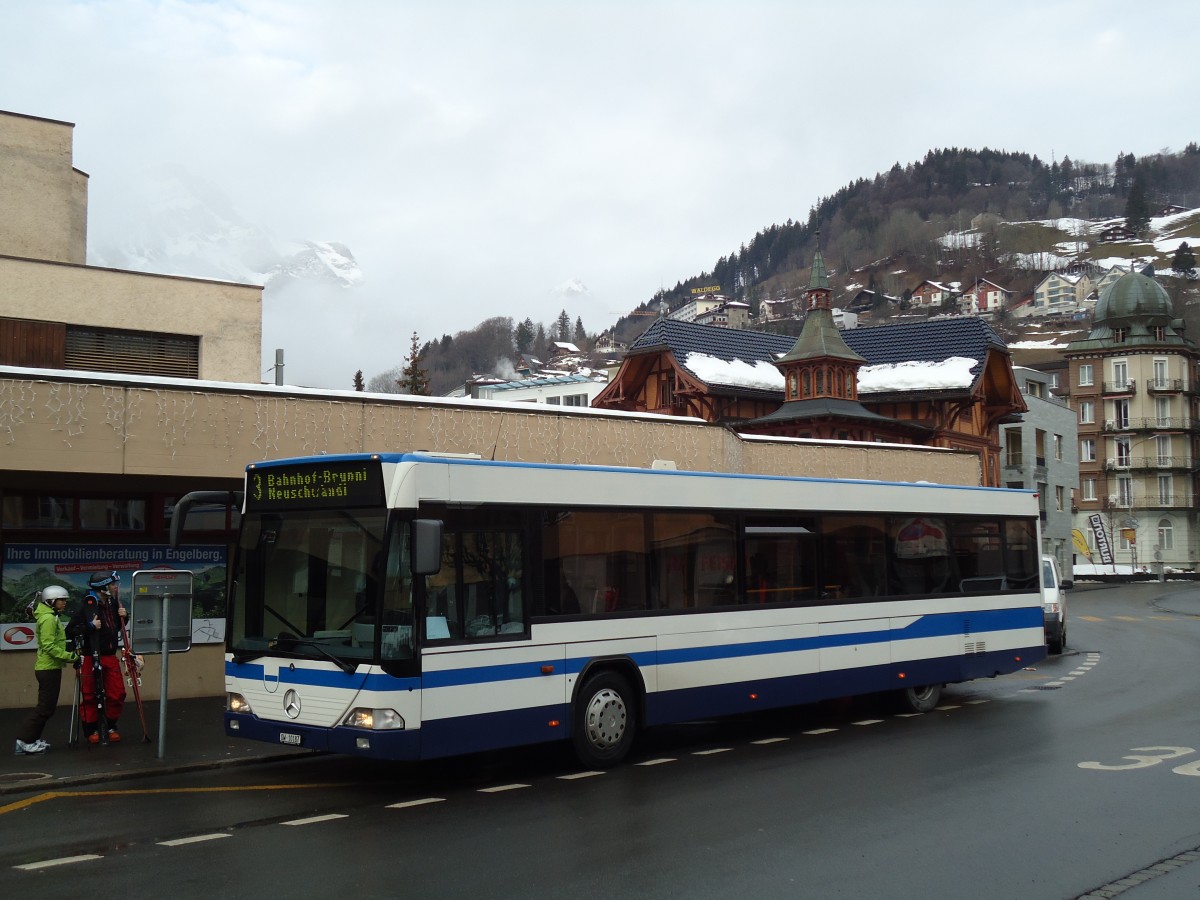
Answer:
[[1093, 270, 1173, 324]]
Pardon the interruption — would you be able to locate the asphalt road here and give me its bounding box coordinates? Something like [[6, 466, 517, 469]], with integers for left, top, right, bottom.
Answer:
[[5, 581, 1200, 900]]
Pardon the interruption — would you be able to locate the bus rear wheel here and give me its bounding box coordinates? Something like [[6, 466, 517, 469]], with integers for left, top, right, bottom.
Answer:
[[572, 671, 636, 768], [896, 683, 941, 713]]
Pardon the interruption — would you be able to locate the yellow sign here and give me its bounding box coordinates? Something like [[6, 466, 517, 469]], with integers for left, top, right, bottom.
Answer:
[[1121, 527, 1136, 545], [1071, 528, 1092, 560], [690, 285, 721, 295]]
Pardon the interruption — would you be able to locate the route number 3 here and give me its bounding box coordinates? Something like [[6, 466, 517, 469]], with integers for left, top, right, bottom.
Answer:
[[1079, 746, 1200, 776]]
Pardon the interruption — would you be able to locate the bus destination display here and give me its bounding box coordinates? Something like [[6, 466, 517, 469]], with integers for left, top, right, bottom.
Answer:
[[246, 460, 384, 510]]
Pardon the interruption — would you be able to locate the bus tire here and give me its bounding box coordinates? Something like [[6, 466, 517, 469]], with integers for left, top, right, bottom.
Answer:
[[572, 671, 636, 768], [897, 683, 941, 713]]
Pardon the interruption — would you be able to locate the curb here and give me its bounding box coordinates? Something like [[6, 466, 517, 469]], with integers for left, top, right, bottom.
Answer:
[[1, 750, 315, 796]]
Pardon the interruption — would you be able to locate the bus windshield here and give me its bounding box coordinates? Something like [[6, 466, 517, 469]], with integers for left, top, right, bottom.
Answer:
[[230, 508, 413, 664]]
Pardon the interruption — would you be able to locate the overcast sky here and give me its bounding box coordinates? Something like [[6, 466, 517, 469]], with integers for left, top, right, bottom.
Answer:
[[3, 1, 1198, 389]]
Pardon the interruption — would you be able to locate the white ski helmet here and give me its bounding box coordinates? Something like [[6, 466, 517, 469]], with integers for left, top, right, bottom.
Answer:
[[39, 585, 70, 605]]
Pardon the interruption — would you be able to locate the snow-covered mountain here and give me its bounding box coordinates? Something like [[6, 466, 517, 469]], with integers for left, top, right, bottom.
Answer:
[[87, 164, 363, 289]]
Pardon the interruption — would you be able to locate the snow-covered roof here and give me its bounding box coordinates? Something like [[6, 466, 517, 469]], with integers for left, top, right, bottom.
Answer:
[[857, 357, 977, 394]]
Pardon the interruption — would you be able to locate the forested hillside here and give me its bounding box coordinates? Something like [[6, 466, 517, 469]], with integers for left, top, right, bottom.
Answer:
[[372, 144, 1200, 395]]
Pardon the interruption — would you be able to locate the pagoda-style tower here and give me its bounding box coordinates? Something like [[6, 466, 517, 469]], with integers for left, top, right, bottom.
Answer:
[[744, 239, 917, 443], [775, 243, 866, 403]]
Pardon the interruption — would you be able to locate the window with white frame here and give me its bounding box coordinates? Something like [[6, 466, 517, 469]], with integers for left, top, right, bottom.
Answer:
[[1082, 477, 1097, 501], [1079, 364, 1094, 386], [1081, 438, 1096, 462], [1079, 400, 1094, 424], [1054, 434, 1063, 461], [1158, 475, 1173, 505], [1055, 485, 1064, 511], [1115, 437, 1131, 467], [1114, 398, 1130, 429], [1158, 518, 1174, 550], [1153, 358, 1169, 388], [1156, 396, 1171, 427], [1157, 435, 1172, 466], [1112, 359, 1128, 389], [1117, 475, 1133, 507]]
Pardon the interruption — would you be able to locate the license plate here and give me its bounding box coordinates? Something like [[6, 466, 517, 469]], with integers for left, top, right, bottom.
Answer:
[[279, 732, 302, 746]]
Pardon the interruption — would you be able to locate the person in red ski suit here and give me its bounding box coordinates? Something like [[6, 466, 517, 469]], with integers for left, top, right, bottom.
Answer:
[[68, 572, 128, 744]]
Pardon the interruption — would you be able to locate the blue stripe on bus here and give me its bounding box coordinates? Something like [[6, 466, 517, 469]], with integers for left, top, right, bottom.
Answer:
[[228, 606, 1041, 691]]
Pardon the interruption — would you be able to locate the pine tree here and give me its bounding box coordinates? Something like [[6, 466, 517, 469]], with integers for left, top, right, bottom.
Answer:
[[353, 370, 365, 392], [515, 318, 534, 354], [397, 332, 430, 396], [573, 316, 586, 347], [1173, 241, 1197, 280], [556, 309, 571, 342], [1124, 178, 1151, 234]]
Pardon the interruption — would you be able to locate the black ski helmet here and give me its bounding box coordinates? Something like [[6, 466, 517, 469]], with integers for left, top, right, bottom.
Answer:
[[88, 571, 120, 590]]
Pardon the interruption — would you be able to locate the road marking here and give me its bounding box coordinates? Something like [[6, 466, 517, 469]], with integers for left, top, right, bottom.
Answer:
[[14, 854, 102, 870], [636, 758, 675, 766], [1114, 616, 1141, 622], [1079, 615, 1105, 622], [693, 748, 731, 755], [752, 737, 789, 744], [964, 699, 990, 705], [281, 813, 349, 826], [935, 705, 961, 711], [1045, 681, 1066, 686], [804, 728, 838, 735], [478, 783, 530, 793], [387, 797, 446, 808], [0, 782, 349, 818], [158, 834, 231, 847], [894, 712, 922, 718], [852, 719, 884, 726], [558, 771, 604, 780]]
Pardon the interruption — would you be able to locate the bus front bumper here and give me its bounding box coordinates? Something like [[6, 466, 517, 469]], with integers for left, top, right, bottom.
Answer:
[[225, 712, 422, 759]]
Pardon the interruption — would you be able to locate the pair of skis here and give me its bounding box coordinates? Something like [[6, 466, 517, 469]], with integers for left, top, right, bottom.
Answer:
[[118, 615, 152, 744]]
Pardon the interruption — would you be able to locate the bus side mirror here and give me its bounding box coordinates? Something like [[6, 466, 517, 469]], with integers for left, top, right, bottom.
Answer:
[[411, 519, 443, 575], [1060, 579, 1073, 590]]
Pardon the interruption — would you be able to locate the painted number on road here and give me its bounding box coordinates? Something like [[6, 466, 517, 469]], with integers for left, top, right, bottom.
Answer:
[[1079, 746, 1198, 774]]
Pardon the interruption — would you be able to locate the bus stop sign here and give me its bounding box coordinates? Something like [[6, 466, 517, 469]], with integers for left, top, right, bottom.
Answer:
[[130, 569, 193, 654]]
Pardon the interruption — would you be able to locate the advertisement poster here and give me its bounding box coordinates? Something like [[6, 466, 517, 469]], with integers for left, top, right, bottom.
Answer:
[[1, 543, 227, 651]]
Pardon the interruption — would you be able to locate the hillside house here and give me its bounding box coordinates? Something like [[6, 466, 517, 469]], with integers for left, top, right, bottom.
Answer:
[[909, 279, 958, 309], [1098, 224, 1137, 243], [960, 278, 1011, 316], [1021, 271, 1092, 318], [696, 299, 750, 329]]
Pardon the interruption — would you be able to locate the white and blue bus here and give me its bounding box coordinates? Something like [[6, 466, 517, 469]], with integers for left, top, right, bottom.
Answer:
[[175, 452, 1045, 767]]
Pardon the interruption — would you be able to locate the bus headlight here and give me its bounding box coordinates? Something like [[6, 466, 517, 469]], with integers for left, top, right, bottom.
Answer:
[[227, 693, 253, 714], [344, 708, 405, 730]]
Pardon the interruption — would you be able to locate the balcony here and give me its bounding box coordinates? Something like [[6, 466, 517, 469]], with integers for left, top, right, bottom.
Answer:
[[1147, 378, 1185, 393], [1102, 417, 1199, 432], [1102, 380, 1136, 396], [1104, 456, 1191, 471]]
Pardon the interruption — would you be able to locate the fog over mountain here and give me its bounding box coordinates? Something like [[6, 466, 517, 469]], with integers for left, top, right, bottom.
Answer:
[[87, 165, 368, 386]]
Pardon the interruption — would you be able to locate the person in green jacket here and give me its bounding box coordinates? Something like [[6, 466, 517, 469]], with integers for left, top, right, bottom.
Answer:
[[15, 585, 80, 755]]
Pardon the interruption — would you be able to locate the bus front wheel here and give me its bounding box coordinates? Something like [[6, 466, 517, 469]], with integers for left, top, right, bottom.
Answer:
[[896, 684, 941, 713], [572, 671, 636, 768]]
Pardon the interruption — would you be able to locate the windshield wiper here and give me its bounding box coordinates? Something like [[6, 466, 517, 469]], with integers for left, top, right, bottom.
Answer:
[[270, 636, 358, 675]]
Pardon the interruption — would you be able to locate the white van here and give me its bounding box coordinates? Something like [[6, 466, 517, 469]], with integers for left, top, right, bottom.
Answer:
[[1042, 555, 1072, 653]]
